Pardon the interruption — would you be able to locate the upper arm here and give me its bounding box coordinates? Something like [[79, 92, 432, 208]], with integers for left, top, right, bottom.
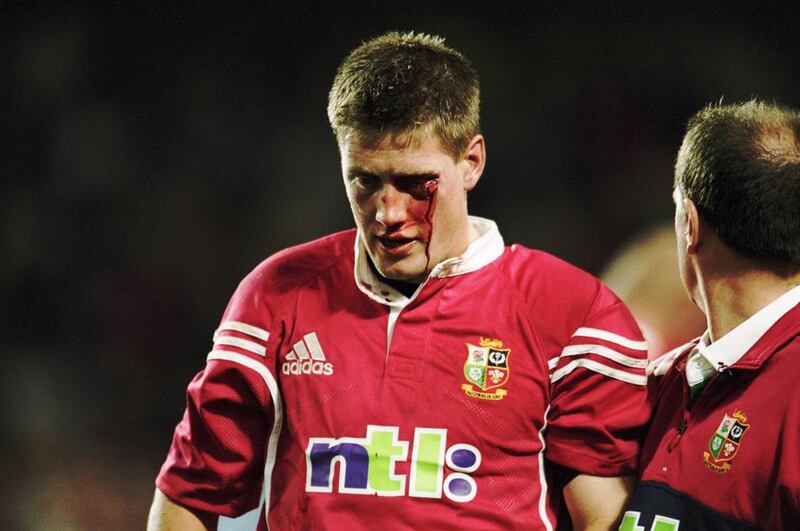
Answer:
[[155, 271, 280, 517], [152, 245, 319, 524], [155, 356, 274, 509], [562, 474, 636, 531], [545, 287, 651, 477], [147, 488, 215, 531]]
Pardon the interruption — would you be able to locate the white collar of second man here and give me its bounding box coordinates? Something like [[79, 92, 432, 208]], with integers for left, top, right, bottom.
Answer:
[[353, 216, 505, 307], [693, 283, 800, 371]]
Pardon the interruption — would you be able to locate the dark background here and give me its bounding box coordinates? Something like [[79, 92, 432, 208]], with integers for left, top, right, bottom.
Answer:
[[3, 2, 799, 529]]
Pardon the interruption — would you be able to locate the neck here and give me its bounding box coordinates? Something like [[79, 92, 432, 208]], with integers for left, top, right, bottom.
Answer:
[[700, 264, 800, 342], [366, 256, 420, 297]]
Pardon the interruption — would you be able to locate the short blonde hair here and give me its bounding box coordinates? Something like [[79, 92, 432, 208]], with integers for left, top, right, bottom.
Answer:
[[327, 31, 480, 160]]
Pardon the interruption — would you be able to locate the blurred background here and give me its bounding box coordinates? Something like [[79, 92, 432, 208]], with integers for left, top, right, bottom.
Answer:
[[2, 2, 799, 529]]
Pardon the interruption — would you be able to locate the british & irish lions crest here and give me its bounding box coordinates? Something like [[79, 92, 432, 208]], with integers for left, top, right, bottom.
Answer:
[[703, 409, 749, 473], [461, 337, 510, 401]]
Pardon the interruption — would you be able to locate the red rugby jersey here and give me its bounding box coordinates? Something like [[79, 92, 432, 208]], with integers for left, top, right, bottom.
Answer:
[[157, 218, 649, 530], [623, 292, 800, 531]]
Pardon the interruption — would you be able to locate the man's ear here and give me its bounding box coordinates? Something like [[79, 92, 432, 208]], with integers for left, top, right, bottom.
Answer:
[[683, 197, 703, 254], [461, 134, 485, 191]]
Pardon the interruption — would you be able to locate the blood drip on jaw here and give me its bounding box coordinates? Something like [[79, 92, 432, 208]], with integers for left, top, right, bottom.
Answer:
[[422, 180, 438, 272]]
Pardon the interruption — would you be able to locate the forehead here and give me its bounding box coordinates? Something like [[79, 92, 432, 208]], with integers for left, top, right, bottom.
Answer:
[[339, 130, 452, 172]]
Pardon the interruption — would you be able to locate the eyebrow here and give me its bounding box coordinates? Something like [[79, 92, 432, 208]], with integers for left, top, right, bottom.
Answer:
[[347, 167, 376, 177], [347, 167, 439, 180]]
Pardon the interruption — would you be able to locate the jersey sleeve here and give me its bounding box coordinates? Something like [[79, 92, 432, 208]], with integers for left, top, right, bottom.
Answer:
[[156, 267, 282, 517], [544, 284, 650, 477]]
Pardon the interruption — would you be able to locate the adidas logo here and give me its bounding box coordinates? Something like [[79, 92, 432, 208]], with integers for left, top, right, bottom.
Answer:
[[282, 332, 333, 376]]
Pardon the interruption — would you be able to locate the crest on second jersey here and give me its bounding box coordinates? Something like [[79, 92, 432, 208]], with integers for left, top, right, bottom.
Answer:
[[461, 337, 510, 401], [703, 409, 749, 473]]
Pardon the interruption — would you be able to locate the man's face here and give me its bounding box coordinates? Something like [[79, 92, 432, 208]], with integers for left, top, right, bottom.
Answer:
[[340, 131, 481, 282]]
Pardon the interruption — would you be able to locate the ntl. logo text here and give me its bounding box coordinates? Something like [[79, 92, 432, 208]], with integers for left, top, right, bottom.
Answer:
[[306, 425, 480, 502]]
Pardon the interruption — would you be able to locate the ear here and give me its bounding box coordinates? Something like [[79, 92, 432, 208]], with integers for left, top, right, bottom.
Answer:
[[682, 197, 703, 255], [461, 134, 486, 191]]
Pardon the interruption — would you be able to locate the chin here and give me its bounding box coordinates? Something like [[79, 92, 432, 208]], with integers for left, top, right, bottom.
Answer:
[[376, 260, 425, 282], [382, 266, 424, 282]]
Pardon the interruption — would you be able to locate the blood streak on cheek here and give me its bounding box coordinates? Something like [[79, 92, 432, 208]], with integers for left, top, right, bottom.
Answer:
[[422, 180, 438, 271], [402, 178, 439, 272]]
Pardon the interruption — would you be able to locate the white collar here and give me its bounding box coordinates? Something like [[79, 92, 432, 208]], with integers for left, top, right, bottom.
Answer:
[[695, 283, 800, 370], [353, 216, 505, 307]]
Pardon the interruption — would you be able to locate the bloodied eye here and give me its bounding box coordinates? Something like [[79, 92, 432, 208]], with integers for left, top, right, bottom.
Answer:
[[396, 175, 438, 200]]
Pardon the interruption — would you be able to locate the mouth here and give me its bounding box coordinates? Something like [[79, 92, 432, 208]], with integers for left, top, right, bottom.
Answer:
[[376, 235, 418, 255]]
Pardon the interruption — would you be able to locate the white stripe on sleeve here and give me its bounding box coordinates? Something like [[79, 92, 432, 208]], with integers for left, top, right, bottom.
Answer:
[[214, 321, 270, 342], [550, 358, 647, 386], [559, 344, 647, 369], [214, 336, 267, 357], [571, 327, 647, 351]]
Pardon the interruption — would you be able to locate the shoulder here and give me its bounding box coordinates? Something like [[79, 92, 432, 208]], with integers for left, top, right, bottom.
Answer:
[[235, 229, 356, 300], [497, 245, 647, 348], [504, 245, 597, 279], [500, 245, 611, 306]]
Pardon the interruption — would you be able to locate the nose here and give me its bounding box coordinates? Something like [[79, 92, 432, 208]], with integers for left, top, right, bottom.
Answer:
[[375, 184, 410, 228]]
